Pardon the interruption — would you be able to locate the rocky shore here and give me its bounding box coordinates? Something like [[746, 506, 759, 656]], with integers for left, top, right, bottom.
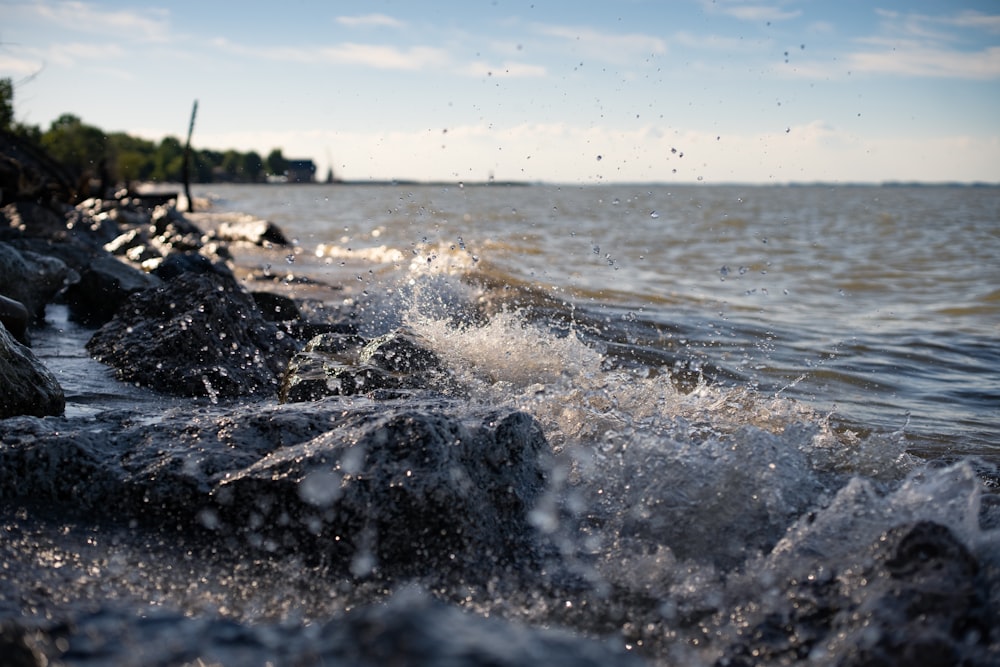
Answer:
[[0, 134, 650, 665], [2, 137, 998, 666]]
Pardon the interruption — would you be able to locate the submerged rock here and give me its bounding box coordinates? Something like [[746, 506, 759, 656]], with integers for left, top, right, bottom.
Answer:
[[86, 271, 297, 398], [0, 324, 64, 418]]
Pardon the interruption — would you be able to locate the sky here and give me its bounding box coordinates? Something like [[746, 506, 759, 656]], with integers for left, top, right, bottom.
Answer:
[[2, 0, 999, 184]]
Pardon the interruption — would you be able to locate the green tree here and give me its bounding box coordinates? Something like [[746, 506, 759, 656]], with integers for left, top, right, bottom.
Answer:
[[153, 136, 185, 181], [40, 114, 108, 180], [266, 148, 287, 177], [242, 150, 263, 182], [0, 78, 13, 130]]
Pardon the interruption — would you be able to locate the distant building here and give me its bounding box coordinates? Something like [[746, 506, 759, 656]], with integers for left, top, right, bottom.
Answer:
[[285, 159, 317, 183]]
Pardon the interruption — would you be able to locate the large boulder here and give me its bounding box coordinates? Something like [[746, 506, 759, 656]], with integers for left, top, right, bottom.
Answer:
[[0, 323, 64, 418], [85, 271, 297, 398]]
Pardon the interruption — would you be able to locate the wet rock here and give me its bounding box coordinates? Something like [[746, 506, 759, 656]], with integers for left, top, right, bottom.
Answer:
[[251, 291, 300, 322], [0, 324, 64, 418], [718, 520, 992, 667], [213, 216, 290, 246], [0, 294, 28, 345], [1, 589, 640, 667], [0, 242, 73, 322], [279, 327, 456, 403], [150, 250, 231, 281], [0, 395, 549, 578], [215, 398, 548, 574], [86, 271, 296, 398], [2, 201, 67, 240], [63, 253, 162, 325]]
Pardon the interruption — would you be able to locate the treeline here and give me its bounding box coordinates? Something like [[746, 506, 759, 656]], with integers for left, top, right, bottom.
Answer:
[[1, 78, 287, 186]]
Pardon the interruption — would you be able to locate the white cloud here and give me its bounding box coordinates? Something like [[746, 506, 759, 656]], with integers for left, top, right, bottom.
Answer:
[[32, 1, 171, 43], [336, 14, 405, 29], [317, 43, 451, 71], [847, 44, 1000, 80], [701, 1, 801, 23], [0, 55, 43, 76], [210, 38, 451, 71]]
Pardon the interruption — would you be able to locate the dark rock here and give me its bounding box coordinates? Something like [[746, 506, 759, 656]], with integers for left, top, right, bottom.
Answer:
[[0, 129, 75, 205], [279, 327, 456, 403], [151, 204, 203, 239], [214, 217, 290, 246], [0, 589, 639, 667], [0, 396, 549, 578], [2, 201, 67, 240], [717, 520, 992, 667], [150, 250, 230, 281], [86, 271, 297, 398], [251, 290, 300, 322], [0, 324, 64, 418], [0, 242, 73, 322], [62, 253, 161, 325], [0, 294, 28, 345]]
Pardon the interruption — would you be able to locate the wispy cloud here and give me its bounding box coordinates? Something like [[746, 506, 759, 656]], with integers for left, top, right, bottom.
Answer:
[[31, 0, 172, 43], [847, 44, 1000, 80], [849, 8, 1000, 80], [701, 1, 801, 23], [318, 43, 450, 70], [336, 14, 405, 29], [211, 38, 450, 71], [533, 24, 667, 63]]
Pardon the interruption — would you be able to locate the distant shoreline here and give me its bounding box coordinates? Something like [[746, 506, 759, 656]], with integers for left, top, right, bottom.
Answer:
[[136, 179, 998, 192]]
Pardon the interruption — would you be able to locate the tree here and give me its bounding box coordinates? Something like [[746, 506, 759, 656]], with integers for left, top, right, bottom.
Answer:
[[266, 148, 287, 177], [242, 151, 263, 182], [40, 114, 108, 179], [0, 78, 13, 130]]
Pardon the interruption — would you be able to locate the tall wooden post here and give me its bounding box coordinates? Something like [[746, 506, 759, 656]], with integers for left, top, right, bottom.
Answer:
[[182, 100, 198, 212]]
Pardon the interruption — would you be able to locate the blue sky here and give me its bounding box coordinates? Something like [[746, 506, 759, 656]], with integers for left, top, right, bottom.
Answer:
[[2, 0, 998, 183]]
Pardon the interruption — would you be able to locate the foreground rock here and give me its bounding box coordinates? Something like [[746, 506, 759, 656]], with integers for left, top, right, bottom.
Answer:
[[0, 323, 64, 418], [0, 395, 548, 577], [717, 520, 992, 666], [0, 589, 641, 667], [86, 271, 298, 398]]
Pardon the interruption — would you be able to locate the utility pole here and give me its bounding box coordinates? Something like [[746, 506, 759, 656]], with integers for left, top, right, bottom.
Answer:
[[182, 100, 198, 212]]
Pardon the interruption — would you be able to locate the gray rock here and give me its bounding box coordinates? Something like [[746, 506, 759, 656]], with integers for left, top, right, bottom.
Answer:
[[0, 323, 64, 418], [86, 271, 297, 398], [0, 294, 28, 345]]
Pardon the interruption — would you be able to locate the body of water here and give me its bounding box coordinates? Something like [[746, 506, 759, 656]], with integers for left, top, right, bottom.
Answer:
[[200, 182, 999, 458]]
